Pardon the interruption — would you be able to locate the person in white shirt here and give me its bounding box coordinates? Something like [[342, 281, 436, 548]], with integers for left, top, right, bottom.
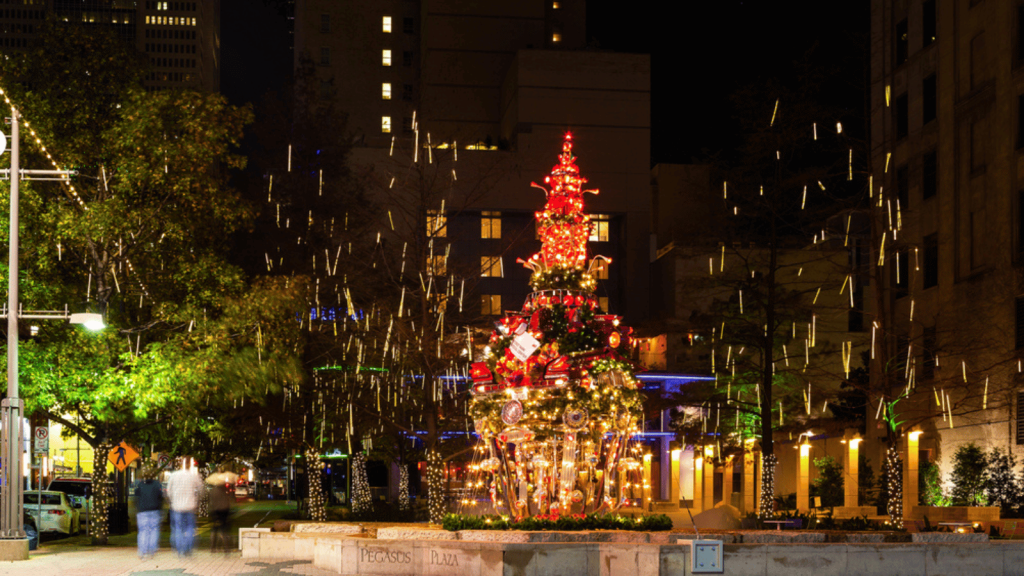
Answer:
[[166, 466, 205, 556]]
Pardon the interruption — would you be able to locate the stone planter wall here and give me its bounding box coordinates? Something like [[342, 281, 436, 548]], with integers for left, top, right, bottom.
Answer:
[[909, 505, 1001, 522]]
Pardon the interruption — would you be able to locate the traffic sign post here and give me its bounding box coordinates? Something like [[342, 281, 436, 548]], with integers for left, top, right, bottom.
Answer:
[[107, 442, 139, 472], [33, 426, 48, 454]]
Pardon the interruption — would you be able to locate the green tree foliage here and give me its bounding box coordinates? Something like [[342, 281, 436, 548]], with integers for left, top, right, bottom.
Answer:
[[985, 448, 1023, 516], [0, 20, 289, 479], [812, 455, 844, 508], [950, 443, 988, 507]]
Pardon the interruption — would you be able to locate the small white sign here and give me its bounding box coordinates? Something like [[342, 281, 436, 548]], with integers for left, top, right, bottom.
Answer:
[[0, 131, 6, 156], [33, 426, 48, 454], [510, 332, 541, 361]]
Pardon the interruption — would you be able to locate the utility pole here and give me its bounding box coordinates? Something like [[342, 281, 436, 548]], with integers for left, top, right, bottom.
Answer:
[[0, 109, 75, 549], [0, 108, 23, 541]]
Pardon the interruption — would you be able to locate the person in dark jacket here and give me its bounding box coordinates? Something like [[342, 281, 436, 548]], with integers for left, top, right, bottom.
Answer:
[[207, 466, 237, 552], [134, 465, 164, 559]]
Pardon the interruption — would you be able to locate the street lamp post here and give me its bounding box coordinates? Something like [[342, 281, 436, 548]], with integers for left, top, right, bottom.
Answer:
[[0, 110, 77, 544], [1, 108, 23, 540]]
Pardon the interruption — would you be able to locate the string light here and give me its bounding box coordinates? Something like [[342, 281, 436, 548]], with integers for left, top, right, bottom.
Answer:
[[305, 447, 327, 521], [428, 448, 445, 523], [351, 452, 372, 514]]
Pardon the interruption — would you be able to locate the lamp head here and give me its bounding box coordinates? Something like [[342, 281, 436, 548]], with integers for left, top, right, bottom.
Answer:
[[69, 313, 105, 331]]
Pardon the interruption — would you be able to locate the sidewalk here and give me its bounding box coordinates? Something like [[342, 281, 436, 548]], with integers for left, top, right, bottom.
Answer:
[[1, 500, 332, 576]]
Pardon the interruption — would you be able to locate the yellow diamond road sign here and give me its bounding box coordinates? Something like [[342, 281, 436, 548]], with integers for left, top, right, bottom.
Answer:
[[108, 441, 140, 472]]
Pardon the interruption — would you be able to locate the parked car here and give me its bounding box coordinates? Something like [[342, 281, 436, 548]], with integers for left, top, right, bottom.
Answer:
[[46, 477, 92, 527], [24, 491, 81, 535]]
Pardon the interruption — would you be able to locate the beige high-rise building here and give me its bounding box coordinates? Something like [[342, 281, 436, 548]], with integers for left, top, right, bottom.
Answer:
[[870, 0, 1023, 480], [294, 0, 652, 324], [0, 0, 220, 93]]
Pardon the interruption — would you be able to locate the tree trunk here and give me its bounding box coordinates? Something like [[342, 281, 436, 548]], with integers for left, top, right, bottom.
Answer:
[[90, 440, 111, 545]]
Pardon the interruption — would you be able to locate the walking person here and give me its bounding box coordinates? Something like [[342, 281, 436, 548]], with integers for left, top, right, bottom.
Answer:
[[134, 465, 164, 559], [167, 463, 205, 557], [207, 466, 238, 552]]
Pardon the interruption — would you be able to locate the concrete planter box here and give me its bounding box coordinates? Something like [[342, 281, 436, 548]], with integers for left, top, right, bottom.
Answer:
[[909, 505, 1000, 522]]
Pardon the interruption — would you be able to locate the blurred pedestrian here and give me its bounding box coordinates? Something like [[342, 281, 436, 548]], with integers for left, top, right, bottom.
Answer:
[[134, 465, 164, 559], [207, 466, 238, 552], [167, 464, 204, 557]]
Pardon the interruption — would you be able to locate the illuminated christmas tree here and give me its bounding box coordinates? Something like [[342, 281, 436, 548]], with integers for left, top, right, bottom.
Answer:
[[467, 133, 644, 519]]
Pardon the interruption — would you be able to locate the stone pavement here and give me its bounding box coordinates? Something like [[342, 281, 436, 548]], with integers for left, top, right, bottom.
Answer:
[[0, 500, 333, 576]]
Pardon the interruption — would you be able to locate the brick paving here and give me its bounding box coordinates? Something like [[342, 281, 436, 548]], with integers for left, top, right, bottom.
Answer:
[[0, 501, 336, 576]]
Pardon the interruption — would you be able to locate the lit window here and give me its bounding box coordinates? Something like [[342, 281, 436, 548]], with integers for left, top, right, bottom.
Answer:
[[382, 49, 392, 66], [428, 255, 447, 277], [552, 33, 562, 43], [382, 83, 392, 100], [481, 211, 501, 238], [383, 16, 392, 33], [598, 297, 609, 311], [589, 215, 610, 242], [481, 256, 502, 277], [594, 259, 609, 280], [481, 295, 502, 316], [382, 116, 392, 133], [552, 2, 561, 8], [427, 210, 446, 237]]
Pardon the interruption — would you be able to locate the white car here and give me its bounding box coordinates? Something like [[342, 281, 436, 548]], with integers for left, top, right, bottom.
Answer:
[[24, 491, 80, 535]]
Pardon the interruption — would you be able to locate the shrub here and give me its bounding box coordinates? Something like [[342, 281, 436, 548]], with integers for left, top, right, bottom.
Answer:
[[920, 460, 949, 507], [812, 456, 844, 508], [949, 443, 988, 506], [985, 448, 1024, 516]]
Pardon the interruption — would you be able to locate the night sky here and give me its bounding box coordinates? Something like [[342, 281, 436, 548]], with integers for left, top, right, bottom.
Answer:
[[220, 0, 869, 166]]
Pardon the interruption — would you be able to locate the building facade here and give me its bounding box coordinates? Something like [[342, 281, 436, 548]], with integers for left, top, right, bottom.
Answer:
[[871, 0, 1024, 484], [0, 0, 220, 93]]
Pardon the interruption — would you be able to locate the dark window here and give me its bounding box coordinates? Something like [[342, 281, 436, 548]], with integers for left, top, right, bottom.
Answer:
[[896, 19, 908, 65], [402, 51, 413, 67], [971, 121, 986, 172], [924, 233, 938, 288], [1018, 94, 1024, 149], [971, 32, 986, 88], [1019, 190, 1024, 253], [1018, 296, 1024, 349], [896, 164, 909, 210], [1019, 6, 1024, 63], [895, 93, 909, 139], [848, 282, 864, 332], [320, 13, 330, 33], [923, 0, 936, 46], [895, 249, 909, 298], [320, 47, 330, 66], [403, 17, 414, 34], [923, 74, 936, 124], [402, 84, 413, 101], [1018, 391, 1024, 445], [319, 80, 332, 99], [402, 117, 413, 133], [922, 326, 936, 381], [922, 150, 937, 199]]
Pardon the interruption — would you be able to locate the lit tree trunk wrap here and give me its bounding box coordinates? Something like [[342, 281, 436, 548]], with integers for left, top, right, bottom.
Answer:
[[759, 453, 777, 518], [885, 443, 904, 529], [91, 441, 110, 545], [398, 464, 410, 511], [427, 448, 445, 523], [305, 446, 326, 521], [351, 452, 372, 514]]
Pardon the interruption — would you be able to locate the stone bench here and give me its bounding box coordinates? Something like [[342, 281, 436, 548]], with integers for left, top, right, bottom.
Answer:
[[241, 523, 366, 560]]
